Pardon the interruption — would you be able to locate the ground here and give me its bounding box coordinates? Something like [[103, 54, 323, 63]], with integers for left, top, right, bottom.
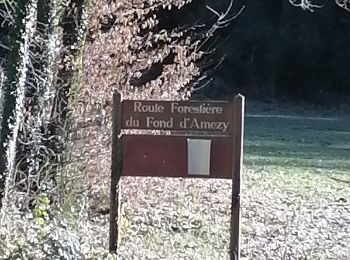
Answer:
[[84, 102, 350, 260]]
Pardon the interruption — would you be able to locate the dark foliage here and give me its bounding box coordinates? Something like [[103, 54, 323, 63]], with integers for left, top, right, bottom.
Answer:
[[185, 0, 350, 104]]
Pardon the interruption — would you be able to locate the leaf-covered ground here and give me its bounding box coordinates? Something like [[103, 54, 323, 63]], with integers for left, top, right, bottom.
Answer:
[[84, 106, 350, 259]]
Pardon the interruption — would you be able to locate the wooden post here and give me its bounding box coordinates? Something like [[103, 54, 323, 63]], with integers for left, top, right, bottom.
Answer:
[[109, 91, 123, 252], [229, 94, 245, 260]]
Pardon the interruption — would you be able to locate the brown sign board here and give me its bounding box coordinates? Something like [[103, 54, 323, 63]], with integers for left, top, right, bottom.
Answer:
[[122, 135, 233, 179], [122, 100, 234, 135], [110, 92, 244, 260]]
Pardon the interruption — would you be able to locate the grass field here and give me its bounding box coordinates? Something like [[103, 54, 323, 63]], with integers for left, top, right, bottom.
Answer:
[[246, 114, 350, 170], [86, 108, 350, 259], [242, 114, 350, 259]]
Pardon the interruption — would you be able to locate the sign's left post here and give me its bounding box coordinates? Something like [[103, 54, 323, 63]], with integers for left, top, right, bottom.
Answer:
[[109, 91, 123, 252]]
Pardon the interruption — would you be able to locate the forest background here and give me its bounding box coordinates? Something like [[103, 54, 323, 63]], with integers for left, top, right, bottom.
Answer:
[[0, 0, 349, 259]]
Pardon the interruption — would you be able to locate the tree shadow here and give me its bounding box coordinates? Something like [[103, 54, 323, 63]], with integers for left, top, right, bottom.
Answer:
[[244, 115, 350, 171]]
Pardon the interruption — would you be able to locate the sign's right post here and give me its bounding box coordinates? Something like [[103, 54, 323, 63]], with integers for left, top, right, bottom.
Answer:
[[230, 94, 245, 260]]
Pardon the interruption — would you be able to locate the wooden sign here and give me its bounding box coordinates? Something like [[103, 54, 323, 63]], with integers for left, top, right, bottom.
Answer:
[[109, 92, 245, 260]]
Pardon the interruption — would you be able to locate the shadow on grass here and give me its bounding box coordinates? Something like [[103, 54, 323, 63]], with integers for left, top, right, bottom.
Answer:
[[244, 115, 350, 171]]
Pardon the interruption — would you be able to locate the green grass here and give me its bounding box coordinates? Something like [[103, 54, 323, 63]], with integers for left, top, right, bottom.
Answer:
[[245, 115, 350, 171]]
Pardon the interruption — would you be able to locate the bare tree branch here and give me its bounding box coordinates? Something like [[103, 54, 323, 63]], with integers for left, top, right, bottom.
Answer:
[[289, 0, 324, 12], [199, 1, 244, 51], [336, 0, 350, 11]]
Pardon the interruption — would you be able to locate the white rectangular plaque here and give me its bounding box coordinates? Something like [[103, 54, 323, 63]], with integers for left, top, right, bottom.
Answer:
[[187, 139, 211, 176]]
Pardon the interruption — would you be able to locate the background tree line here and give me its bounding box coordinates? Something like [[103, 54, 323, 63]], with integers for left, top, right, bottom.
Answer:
[[165, 0, 350, 104]]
